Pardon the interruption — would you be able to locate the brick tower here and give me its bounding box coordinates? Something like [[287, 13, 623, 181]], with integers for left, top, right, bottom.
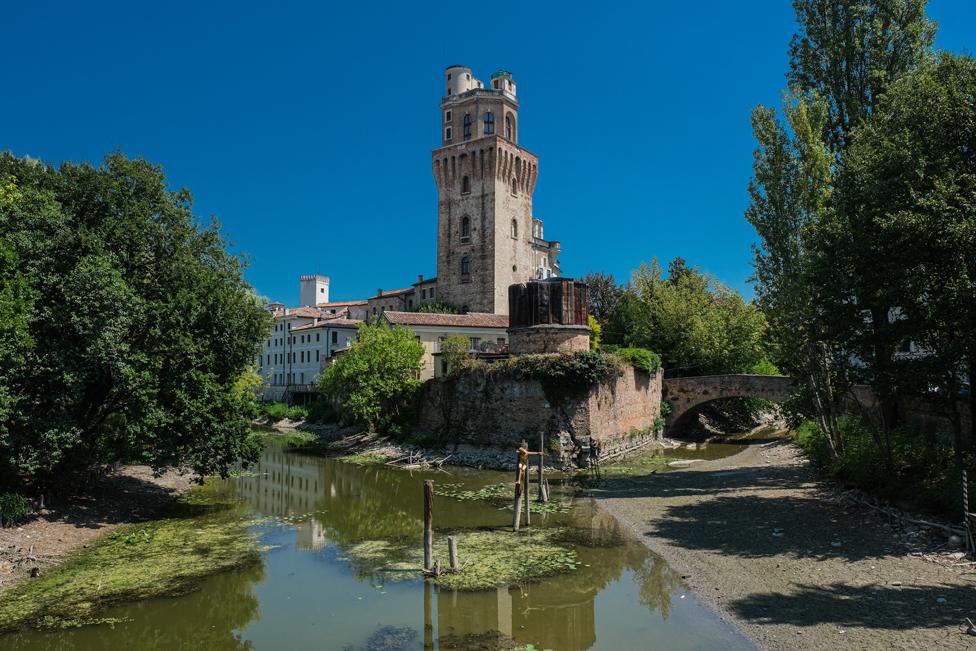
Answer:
[[432, 66, 560, 315]]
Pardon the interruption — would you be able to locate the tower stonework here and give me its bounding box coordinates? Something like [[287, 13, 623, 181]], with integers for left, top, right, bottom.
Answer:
[[433, 66, 560, 315]]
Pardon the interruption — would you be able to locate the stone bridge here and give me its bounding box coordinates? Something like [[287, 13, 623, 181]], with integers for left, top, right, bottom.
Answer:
[[663, 374, 794, 426]]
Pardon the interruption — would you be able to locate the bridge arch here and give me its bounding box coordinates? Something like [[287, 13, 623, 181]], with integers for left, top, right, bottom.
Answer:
[[663, 375, 794, 428]]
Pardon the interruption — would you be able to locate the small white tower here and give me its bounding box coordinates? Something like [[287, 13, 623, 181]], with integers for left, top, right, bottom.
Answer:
[[299, 274, 330, 307]]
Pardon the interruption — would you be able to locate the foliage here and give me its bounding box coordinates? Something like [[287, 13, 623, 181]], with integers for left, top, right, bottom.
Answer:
[[306, 398, 338, 423], [0, 153, 271, 487], [613, 347, 661, 375], [606, 258, 768, 376], [257, 401, 309, 422], [318, 322, 425, 433], [439, 334, 471, 374], [0, 480, 260, 632], [587, 315, 601, 350], [659, 400, 673, 418], [434, 482, 510, 501], [0, 491, 31, 527], [483, 351, 622, 406], [336, 452, 387, 466], [795, 417, 971, 517], [583, 271, 623, 327], [411, 300, 460, 314]]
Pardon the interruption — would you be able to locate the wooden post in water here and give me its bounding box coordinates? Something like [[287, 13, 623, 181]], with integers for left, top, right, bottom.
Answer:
[[537, 433, 548, 503], [513, 452, 524, 532], [447, 536, 459, 571], [523, 464, 531, 526], [423, 480, 434, 572], [423, 578, 433, 650]]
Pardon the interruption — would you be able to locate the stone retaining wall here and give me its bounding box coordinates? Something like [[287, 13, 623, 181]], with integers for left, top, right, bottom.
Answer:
[[414, 366, 664, 465]]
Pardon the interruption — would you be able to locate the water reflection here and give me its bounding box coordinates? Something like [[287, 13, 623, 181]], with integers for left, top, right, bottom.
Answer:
[[3, 442, 753, 651]]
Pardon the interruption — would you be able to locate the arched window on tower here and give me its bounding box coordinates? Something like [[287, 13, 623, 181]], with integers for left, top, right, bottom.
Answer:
[[463, 113, 471, 140], [461, 256, 471, 278], [461, 175, 470, 194], [511, 177, 518, 196], [484, 112, 494, 135], [511, 219, 518, 239], [505, 114, 514, 140], [460, 215, 471, 242]]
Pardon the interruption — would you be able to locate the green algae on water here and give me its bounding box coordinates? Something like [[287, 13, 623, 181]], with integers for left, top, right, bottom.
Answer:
[[337, 528, 580, 591], [0, 479, 261, 633]]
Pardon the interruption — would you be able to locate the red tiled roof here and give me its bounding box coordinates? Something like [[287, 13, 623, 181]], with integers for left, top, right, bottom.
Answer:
[[369, 288, 412, 299], [317, 300, 367, 308], [291, 318, 363, 332], [272, 306, 333, 319], [382, 311, 509, 328]]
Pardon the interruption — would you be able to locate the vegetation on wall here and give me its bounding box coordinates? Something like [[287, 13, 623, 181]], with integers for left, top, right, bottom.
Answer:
[[439, 334, 471, 374], [0, 153, 271, 491], [318, 322, 425, 433], [587, 315, 601, 351], [613, 347, 661, 375], [410, 300, 461, 314]]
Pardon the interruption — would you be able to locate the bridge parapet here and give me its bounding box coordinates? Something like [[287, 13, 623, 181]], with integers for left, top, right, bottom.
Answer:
[[663, 374, 794, 426]]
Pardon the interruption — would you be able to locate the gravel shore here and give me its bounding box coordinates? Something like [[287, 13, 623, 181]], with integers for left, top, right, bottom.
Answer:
[[595, 437, 976, 650]]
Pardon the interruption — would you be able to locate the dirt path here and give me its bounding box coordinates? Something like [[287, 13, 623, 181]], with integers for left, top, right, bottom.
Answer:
[[0, 466, 195, 595], [596, 438, 976, 650]]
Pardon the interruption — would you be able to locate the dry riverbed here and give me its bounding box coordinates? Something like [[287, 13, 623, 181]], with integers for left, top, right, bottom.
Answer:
[[596, 436, 976, 650]]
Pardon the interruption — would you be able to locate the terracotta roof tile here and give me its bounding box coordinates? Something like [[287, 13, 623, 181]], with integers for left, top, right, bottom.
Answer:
[[317, 300, 368, 308], [291, 318, 362, 332], [382, 311, 509, 328]]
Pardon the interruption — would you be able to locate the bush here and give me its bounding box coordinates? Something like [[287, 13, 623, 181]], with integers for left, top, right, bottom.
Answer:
[[306, 399, 338, 424], [259, 402, 290, 422], [286, 405, 309, 421], [411, 300, 460, 314], [588, 315, 602, 350], [0, 492, 31, 527], [318, 322, 425, 433], [464, 350, 622, 406], [614, 347, 662, 375], [794, 416, 970, 517], [440, 334, 470, 374]]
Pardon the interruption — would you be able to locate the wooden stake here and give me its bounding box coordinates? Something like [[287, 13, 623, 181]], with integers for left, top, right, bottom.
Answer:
[[523, 464, 531, 526], [423, 578, 433, 650], [538, 433, 548, 503], [513, 476, 523, 532], [447, 536, 459, 571], [423, 479, 434, 571]]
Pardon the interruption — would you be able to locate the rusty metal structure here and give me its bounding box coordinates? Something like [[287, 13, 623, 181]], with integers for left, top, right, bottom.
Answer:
[[508, 278, 589, 328]]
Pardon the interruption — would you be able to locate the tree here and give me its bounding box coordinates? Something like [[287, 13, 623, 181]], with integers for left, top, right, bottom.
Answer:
[[0, 153, 272, 488], [439, 334, 470, 374], [842, 54, 976, 448], [588, 315, 602, 350], [610, 258, 768, 376], [583, 272, 622, 327], [318, 322, 425, 433], [788, 0, 935, 155]]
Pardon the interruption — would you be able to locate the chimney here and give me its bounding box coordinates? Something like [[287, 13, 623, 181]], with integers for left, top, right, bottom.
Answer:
[[377, 288, 383, 297], [418, 274, 424, 284]]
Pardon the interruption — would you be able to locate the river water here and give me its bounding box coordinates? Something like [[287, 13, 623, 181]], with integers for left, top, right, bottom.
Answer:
[[3, 440, 757, 651]]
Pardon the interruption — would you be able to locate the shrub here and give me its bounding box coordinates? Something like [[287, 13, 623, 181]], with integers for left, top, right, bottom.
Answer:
[[588, 315, 602, 350], [470, 350, 622, 406], [411, 300, 460, 314], [0, 492, 31, 527], [439, 334, 471, 374], [318, 322, 425, 433], [306, 399, 338, 424], [286, 405, 309, 421], [614, 347, 662, 375], [259, 402, 290, 422]]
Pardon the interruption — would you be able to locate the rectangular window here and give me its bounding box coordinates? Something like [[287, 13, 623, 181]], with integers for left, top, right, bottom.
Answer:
[[430, 288, 435, 298], [463, 114, 471, 140], [422, 289, 427, 299], [300, 373, 304, 384], [470, 337, 480, 351], [445, 127, 452, 141], [445, 110, 452, 122], [316, 349, 320, 361], [332, 331, 338, 344], [316, 333, 320, 342]]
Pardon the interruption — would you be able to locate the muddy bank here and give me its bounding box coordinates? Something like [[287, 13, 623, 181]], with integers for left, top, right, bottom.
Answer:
[[595, 436, 976, 650], [0, 466, 196, 597]]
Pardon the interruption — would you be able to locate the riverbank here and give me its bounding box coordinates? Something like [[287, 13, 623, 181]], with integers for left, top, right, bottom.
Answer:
[[596, 435, 976, 650], [0, 466, 195, 596]]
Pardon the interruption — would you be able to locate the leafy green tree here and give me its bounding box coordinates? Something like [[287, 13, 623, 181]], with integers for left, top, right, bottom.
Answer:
[[842, 54, 976, 449], [439, 334, 470, 374], [318, 322, 425, 433], [583, 272, 622, 327], [412, 300, 460, 314], [608, 258, 767, 376], [0, 153, 271, 488], [588, 315, 602, 350]]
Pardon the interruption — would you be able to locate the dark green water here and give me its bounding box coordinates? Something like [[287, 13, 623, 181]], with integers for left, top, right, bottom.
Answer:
[[2, 442, 756, 651]]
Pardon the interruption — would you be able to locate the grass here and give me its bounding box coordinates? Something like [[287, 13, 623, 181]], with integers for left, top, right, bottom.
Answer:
[[597, 453, 677, 477], [0, 479, 261, 633], [336, 452, 388, 466], [338, 527, 581, 591]]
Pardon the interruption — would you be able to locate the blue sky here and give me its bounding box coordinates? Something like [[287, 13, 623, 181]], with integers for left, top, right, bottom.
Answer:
[[5, 1, 974, 305]]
